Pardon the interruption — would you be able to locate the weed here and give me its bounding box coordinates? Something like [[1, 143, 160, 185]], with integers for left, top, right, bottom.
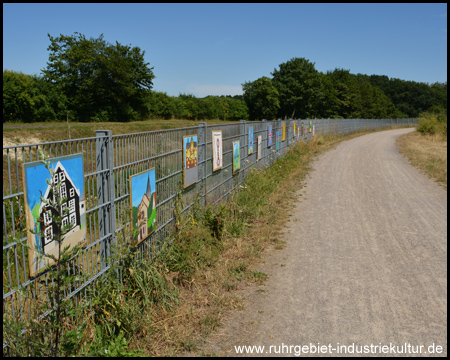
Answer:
[[204, 205, 227, 240], [86, 327, 145, 357], [3, 150, 90, 357]]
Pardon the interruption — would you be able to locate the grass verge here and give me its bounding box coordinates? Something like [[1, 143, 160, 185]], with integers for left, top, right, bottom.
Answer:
[[396, 130, 447, 190]]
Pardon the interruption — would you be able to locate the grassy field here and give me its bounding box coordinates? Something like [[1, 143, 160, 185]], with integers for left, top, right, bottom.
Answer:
[[397, 130, 447, 190], [3, 119, 232, 147]]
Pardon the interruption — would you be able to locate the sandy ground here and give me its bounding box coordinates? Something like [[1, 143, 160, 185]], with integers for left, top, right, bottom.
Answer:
[[198, 128, 447, 357]]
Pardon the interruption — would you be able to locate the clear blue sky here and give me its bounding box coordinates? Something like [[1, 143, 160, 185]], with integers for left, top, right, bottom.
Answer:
[[3, 3, 447, 97]]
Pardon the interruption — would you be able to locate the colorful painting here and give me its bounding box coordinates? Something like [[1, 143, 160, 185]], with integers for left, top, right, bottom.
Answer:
[[212, 130, 223, 171], [257, 135, 262, 161], [282, 123, 286, 141], [232, 140, 240, 175], [183, 135, 198, 188], [313, 125, 315, 136], [296, 127, 300, 141], [248, 126, 254, 155], [309, 121, 312, 133], [293, 123, 296, 136], [129, 168, 157, 244], [23, 153, 86, 277], [268, 125, 273, 147], [276, 132, 280, 150], [288, 129, 292, 145], [301, 122, 304, 136]]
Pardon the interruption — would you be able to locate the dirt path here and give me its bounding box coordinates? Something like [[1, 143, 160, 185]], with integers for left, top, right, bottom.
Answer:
[[199, 128, 447, 357]]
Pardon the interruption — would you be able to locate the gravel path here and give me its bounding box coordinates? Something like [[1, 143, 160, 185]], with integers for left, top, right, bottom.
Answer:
[[200, 128, 447, 357]]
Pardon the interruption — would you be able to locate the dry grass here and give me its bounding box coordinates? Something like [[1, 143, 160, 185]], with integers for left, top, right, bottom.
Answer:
[[3, 119, 232, 146], [397, 130, 447, 190]]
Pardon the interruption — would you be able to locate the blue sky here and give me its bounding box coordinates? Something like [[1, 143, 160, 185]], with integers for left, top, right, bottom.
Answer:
[[3, 3, 447, 97], [130, 169, 156, 208], [24, 155, 84, 212]]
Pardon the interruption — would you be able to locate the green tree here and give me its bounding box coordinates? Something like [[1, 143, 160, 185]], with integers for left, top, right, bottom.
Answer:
[[317, 73, 341, 119], [179, 93, 201, 120], [147, 91, 180, 119], [3, 70, 69, 123], [3, 70, 44, 122], [242, 76, 280, 120], [42, 32, 155, 122], [226, 97, 249, 121], [271, 57, 322, 119], [368, 75, 447, 117]]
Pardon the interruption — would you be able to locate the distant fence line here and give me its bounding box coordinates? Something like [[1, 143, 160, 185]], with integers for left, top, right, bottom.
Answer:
[[3, 117, 418, 346]]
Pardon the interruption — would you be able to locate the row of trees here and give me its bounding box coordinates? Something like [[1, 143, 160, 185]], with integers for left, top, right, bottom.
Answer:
[[148, 93, 248, 121], [3, 69, 248, 123], [243, 57, 447, 120], [3, 33, 447, 123]]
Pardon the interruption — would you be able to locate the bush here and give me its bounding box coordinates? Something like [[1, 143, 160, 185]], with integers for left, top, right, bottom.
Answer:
[[417, 110, 447, 136]]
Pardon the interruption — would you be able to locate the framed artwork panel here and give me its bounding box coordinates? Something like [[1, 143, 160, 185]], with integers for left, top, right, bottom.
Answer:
[[129, 168, 157, 245], [183, 134, 198, 188], [23, 153, 86, 277], [248, 126, 254, 155], [212, 130, 223, 171], [232, 140, 241, 175], [268, 126, 273, 147], [257, 135, 262, 161]]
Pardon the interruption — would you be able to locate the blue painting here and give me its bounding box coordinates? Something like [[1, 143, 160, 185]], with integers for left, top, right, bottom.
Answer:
[[23, 153, 86, 277], [268, 125, 273, 147], [248, 126, 254, 155]]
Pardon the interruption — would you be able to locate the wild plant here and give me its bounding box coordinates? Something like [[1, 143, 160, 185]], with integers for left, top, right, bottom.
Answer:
[[3, 150, 90, 357]]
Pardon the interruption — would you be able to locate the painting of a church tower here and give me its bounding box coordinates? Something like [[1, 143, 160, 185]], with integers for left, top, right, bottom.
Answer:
[[129, 168, 157, 244]]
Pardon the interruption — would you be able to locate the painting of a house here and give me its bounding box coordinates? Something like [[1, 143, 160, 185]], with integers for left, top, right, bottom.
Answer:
[[23, 153, 86, 277], [129, 168, 157, 244], [40, 162, 82, 251]]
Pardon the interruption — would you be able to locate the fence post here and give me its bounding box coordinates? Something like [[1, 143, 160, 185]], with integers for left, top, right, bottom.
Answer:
[[198, 122, 207, 207], [95, 130, 116, 271], [239, 120, 246, 185], [261, 119, 266, 167]]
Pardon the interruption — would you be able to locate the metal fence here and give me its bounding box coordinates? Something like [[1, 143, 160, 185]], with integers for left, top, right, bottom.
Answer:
[[3, 117, 417, 344]]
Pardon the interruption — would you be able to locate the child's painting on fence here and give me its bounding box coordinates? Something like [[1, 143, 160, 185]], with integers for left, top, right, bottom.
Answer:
[[248, 126, 254, 155], [268, 125, 273, 147], [23, 153, 87, 277], [233, 140, 240, 175], [257, 135, 262, 161], [183, 135, 198, 188], [212, 130, 223, 171], [129, 168, 157, 244]]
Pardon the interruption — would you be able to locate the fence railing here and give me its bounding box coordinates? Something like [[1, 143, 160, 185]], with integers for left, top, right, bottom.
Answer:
[[3, 117, 418, 344]]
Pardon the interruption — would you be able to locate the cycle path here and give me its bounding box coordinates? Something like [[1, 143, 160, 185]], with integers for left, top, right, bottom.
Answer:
[[199, 128, 447, 357]]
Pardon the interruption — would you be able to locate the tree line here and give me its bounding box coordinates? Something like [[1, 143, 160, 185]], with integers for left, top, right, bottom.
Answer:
[[3, 33, 447, 123]]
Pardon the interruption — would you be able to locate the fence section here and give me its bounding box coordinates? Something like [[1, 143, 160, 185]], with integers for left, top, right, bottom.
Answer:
[[3, 117, 417, 340]]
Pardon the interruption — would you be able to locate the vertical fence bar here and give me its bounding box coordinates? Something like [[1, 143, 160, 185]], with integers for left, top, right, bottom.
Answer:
[[239, 120, 246, 185], [95, 130, 114, 270], [198, 122, 207, 207]]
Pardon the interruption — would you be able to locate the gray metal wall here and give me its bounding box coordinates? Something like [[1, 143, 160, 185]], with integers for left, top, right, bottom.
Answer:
[[3, 118, 417, 343]]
